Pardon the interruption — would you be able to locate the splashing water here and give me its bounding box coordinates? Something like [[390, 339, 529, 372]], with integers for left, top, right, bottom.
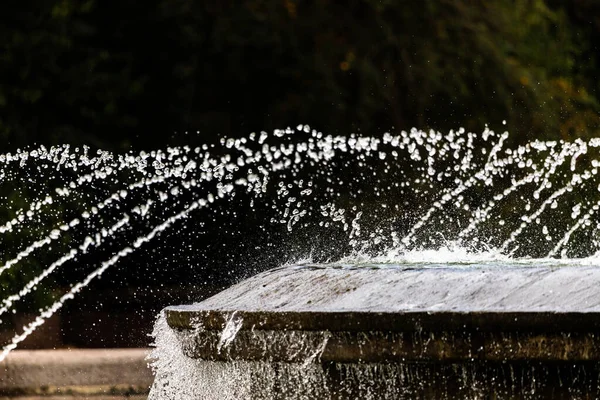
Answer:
[[217, 312, 244, 353], [2, 125, 600, 359]]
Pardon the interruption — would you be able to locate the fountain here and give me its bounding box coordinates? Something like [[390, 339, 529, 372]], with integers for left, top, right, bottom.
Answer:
[[152, 264, 600, 399], [3, 125, 600, 397]]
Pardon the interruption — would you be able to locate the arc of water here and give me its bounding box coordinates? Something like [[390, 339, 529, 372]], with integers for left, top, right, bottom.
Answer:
[[275, 130, 600, 259], [0, 214, 131, 319], [0, 133, 310, 359], [456, 143, 576, 241], [275, 128, 505, 253], [400, 132, 521, 247], [0, 145, 98, 172], [548, 199, 600, 258], [0, 197, 206, 363], [0, 157, 252, 320], [405, 137, 590, 251], [0, 162, 117, 235], [0, 225, 76, 277], [401, 155, 519, 247], [0, 169, 185, 277], [500, 185, 572, 252], [0, 205, 100, 277], [282, 128, 471, 223], [0, 146, 194, 237], [456, 171, 540, 240], [0, 196, 55, 235], [501, 164, 596, 254]]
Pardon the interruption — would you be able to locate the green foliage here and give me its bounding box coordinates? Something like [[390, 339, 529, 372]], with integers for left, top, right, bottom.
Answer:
[[0, 0, 599, 151], [0, 0, 140, 150]]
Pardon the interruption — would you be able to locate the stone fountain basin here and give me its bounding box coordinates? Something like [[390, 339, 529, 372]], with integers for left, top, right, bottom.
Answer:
[[165, 264, 600, 363]]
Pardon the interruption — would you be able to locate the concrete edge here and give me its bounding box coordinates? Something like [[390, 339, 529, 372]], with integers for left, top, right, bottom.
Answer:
[[0, 397, 147, 400], [0, 384, 148, 397], [0, 349, 154, 392], [165, 308, 600, 332]]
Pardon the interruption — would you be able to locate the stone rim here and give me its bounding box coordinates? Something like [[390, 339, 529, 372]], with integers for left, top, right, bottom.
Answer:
[[165, 308, 600, 333]]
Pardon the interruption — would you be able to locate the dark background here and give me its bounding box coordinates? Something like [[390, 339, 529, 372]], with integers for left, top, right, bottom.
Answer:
[[2, 0, 600, 151], [2, 0, 600, 348]]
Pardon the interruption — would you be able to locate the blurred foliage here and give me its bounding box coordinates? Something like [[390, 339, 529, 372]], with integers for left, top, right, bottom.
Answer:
[[0, 0, 599, 151]]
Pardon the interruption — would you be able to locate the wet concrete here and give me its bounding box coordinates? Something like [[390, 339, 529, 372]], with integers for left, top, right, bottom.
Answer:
[[169, 264, 600, 314]]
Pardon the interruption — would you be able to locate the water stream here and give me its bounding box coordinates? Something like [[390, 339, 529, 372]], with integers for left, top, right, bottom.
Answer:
[[2, 125, 600, 363]]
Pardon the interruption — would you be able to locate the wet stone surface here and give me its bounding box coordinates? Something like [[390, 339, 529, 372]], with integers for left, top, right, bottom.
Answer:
[[154, 265, 600, 399]]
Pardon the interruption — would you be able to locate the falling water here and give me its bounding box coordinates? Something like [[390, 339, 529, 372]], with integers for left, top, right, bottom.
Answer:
[[2, 125, 600, 363]]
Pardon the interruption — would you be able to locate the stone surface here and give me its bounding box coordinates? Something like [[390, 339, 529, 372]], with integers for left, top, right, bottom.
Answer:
[[170, 264, 600, 314], [0, 349, 153, 397], [166, 264, 600, 363], [158, 264, 600, 398]]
